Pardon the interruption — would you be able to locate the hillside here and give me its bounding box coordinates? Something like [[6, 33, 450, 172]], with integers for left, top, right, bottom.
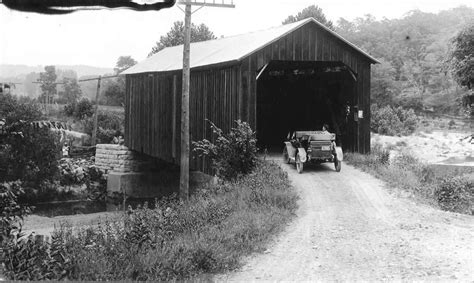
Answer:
[[336, 6, 474, 115]]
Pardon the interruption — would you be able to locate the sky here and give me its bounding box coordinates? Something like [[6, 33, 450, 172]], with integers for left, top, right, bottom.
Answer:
[[0, 0, 472, 69]]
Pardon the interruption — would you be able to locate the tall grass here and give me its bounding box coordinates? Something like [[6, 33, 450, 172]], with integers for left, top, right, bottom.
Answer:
[[345, 145, 473, 215], [3, 161, 298, 281]]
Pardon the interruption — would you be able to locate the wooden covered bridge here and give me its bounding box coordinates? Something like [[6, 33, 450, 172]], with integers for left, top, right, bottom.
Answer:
[[122, 17, 379, 174]]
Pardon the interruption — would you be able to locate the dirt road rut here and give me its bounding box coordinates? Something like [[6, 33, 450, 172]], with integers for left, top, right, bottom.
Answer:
[[219, 161, 474, 281]]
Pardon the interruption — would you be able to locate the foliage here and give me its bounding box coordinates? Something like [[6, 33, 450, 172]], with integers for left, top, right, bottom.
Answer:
[[148, 21, 217, 56], [2, 126, 62, 186], [74, 99, 94, 119], [82, 110, 124, 144], [0, 182, 31, 245], [435, 176, 473, 214], [0, 93, 42, 124], [58, 77, 82, 104], [103, 76, 125, 106], [345, 146, 473, 215], [114, 55, 137, 74], [193, 120, 258, 180], [64, 98, 94, 119], [336, 7, 474, 114], [371, 104, 418, 136], [3, 161, 298, 281], [59, 158, 106, 201], [447, 22, 474, 90], [282, 5, 334, 30], [38, 65, 57, 104]]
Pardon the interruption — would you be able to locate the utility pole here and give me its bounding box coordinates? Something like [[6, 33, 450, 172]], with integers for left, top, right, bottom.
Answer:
[[78, 74, 118, 146], [177, 0, 235, 201]]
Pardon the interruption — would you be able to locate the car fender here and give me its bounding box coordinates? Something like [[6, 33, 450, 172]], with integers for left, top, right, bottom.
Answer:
[[284, 141, 297, 160], [297, 148, 307, 163], [335, 146, 343, 161]]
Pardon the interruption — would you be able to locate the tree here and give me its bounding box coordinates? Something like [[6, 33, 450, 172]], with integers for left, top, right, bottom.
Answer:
[[103, 77, 125, 106], [59, 77, 82, 104], [114, 56, 137, 74], [38, 66, 57, 104], [148, 21, 217, 56], [448, 22, 474, 90], [282, 5, 335, 30]]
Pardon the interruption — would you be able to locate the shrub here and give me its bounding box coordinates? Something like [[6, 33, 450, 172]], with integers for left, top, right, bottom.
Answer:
[[193, 120, 258, 180], [0, 94, 42, 124], [3, 161, 298, 281], [74, 99, 94, 119], [0, 182, 31, 245], [81, 110, 124, 144], [2, 126, 62, 185], [371, 104, 418, 136], [435, 176, 473, 214], [58, 158, 107, 201]]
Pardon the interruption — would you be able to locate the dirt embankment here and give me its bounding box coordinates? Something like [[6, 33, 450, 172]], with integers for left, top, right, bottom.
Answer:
[[218, 161, 474, 281]]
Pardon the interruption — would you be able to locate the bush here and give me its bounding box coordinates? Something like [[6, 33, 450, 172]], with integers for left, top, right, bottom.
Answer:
[[345, 146, 474, 215], [82, 110, 124, 144], [3, 161, 298, 281], [2, 126, 62, 185], [59, 158, 107, 201], [371, 104, 418, 136], [64, 99, 94, 120], [0, 182, 31, 245], [435, 176, 473, 214], [193, 120, 258, 180], [0, 93, 42, 124]]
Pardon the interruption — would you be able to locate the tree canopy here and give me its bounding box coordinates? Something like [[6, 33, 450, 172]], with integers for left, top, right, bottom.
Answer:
[[282, 5, 334, 30], [38, 65, 57, 104], [448, 22, 474, 90], [60, 77, 82, 104], [335, 6, 474, 114], [115, 56, 137, 74], [148, 21, 217, 56]]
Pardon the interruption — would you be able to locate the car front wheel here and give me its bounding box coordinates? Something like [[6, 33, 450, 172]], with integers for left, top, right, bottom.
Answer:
[[283, 146, 290, 164], [296, 153, 304, 173], [334, 158, 341, 172]]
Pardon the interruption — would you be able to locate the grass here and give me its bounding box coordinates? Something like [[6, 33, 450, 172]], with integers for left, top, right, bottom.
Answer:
[[3, 160, 299, 281], [345, 145, 473, 215]]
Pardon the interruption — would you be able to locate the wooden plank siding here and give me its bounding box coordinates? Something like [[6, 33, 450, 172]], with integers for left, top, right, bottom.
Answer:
[[242, 22, 372, 153], [125, 21, 373, 174]]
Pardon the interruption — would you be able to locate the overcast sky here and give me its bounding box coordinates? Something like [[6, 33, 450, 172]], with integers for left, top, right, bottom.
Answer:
[[0, 0, 472, 69]]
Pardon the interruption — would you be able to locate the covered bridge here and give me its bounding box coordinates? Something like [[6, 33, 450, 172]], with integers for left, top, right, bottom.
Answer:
[[122, 17, 379, 174]]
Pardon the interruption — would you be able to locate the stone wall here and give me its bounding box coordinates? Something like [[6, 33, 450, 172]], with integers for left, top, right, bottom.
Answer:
[[95, 144, 152, 174]]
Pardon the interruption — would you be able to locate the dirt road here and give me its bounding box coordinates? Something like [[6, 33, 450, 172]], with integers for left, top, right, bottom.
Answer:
[[219, 161, 474, 281]]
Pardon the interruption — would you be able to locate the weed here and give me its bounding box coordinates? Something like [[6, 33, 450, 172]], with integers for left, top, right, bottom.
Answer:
[[345, 146, 472, 214], [2, 161, 298, 281]]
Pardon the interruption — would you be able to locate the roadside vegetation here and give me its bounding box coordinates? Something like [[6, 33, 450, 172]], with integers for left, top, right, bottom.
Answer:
[[2, 162, 297, 281], [1, 113, 298, 280], [345, 145, 473, 215]]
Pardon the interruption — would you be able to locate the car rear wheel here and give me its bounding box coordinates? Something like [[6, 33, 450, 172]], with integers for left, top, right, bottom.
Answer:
[[334, 158, 341, 172], [283, 146, 290, 164], [296, 153, 304, 173]]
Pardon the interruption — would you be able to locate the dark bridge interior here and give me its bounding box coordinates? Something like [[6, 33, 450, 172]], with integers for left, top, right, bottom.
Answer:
[[256, 60, 356, 151]]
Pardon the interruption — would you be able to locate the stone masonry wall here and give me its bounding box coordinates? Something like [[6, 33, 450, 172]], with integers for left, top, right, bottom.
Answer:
[[95, 144, 152, 174]]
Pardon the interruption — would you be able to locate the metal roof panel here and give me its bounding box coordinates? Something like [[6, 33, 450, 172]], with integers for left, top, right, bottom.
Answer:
[[123, 18, 378, 75]]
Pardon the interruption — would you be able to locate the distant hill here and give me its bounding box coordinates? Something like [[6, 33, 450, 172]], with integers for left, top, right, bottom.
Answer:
[[0, 64, 113, 78]]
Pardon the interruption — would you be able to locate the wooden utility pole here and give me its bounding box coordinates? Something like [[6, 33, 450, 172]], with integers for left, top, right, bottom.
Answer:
[[180, 3, 192, 201], [78, 74, 118, 146], [177, 0, 235, 201]]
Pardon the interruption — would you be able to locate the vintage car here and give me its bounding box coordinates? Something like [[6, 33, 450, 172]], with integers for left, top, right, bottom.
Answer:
[[283, 131, 343, 173]]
